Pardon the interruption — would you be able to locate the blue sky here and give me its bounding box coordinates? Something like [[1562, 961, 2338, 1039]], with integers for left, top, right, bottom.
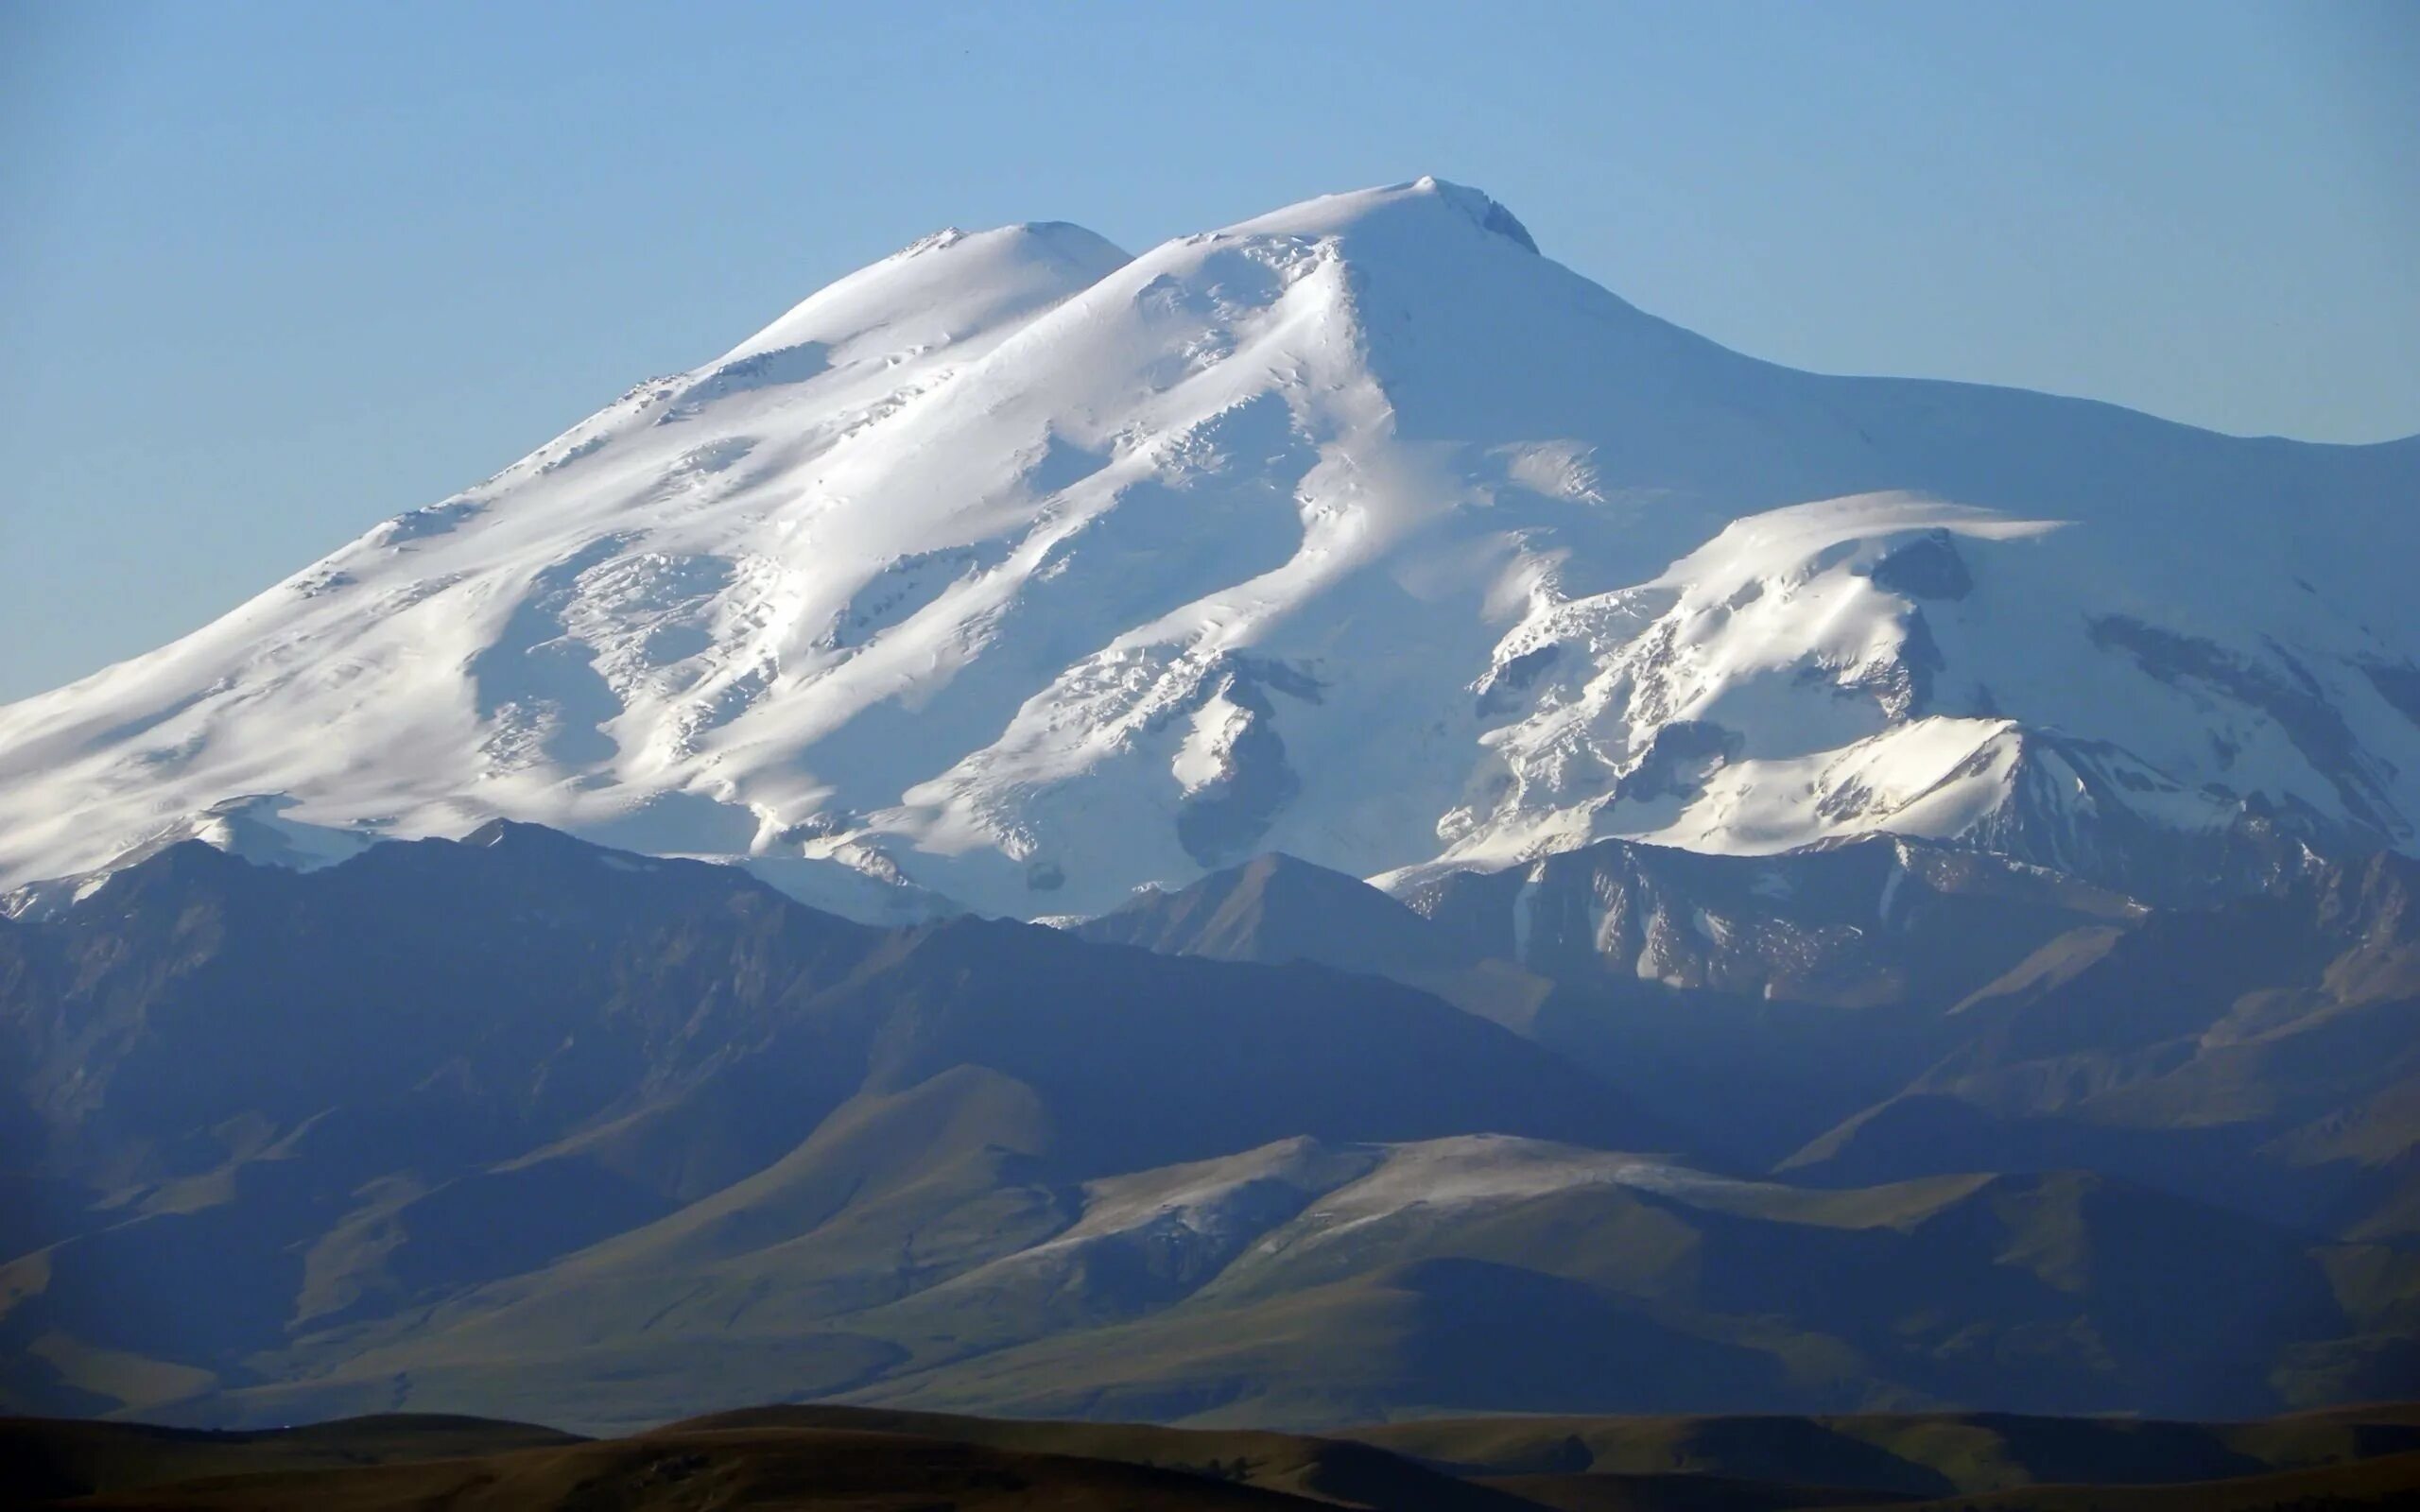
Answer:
[[3, 0, 2413, 700]]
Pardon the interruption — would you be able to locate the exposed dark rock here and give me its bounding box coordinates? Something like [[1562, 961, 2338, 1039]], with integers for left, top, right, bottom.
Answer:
[[1863, 529, 1974, 600], [2089, 615, 2400, 840], [2364, 659, 2420, 730], [1612, 720, 1739, 804], [1174, 676, 1302, 868], [1478, 198, 1540, 253], [1398, 832, 2138, 1009], [1476, 644, 1559, 717]]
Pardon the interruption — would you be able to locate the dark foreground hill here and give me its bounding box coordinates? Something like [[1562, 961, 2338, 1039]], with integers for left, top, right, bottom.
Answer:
[[10, 1401, 2420, 1510]]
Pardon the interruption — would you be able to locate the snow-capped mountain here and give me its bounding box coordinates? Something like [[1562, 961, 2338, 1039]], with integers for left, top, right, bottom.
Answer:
[[4, 178, 2416, 919]]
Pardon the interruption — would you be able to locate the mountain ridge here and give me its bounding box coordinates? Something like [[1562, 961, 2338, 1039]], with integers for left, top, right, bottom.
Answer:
[[2, 175, 2416, 923], [5, 821, 2415, 1430]]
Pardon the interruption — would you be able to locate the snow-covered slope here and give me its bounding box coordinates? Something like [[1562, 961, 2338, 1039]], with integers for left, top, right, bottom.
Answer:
[[4, 178, 2416, 918]]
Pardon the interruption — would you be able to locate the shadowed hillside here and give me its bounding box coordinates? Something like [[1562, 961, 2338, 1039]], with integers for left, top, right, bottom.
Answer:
[[5, 829, 2419, 1430], [12, 1402, 2420, 1510]]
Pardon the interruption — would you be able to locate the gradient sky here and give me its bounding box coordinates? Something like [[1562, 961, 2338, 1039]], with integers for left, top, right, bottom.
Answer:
[[3, 1, 2414, 701]]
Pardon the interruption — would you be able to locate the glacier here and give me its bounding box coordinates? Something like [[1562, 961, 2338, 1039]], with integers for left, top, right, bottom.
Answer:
[[3, 177, 2416, 919]]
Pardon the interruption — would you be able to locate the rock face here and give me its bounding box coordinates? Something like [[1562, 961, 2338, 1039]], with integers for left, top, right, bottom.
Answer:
[[3, 178, 2417, 922], [1081, 833, 2137, 1011], [1395, 833, 2144, 1006]]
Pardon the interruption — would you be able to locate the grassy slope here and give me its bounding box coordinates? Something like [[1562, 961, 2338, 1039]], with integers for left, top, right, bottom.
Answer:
[[174, 1147, 2377, 1435]]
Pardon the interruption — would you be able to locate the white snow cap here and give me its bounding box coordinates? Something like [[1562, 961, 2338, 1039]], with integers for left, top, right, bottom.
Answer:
[[3, 179, 2414, 921]]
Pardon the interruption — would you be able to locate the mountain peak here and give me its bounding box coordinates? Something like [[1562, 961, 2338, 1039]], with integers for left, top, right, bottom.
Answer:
[[1219, 176, 1541, 255], [1080, 851, 1466, 975], [1, 181, 2413, 921], [717, 216, 1130, 367], [1409, 175, 1541, 252]]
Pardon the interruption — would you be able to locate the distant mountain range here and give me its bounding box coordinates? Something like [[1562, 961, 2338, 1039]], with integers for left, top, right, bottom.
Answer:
[[3, 822, 2412, 1431], [1, 179, 2415, 920]]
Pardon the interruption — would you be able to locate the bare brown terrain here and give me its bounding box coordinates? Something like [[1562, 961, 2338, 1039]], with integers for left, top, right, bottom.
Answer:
[[12, 1400, 2420, 1511]]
